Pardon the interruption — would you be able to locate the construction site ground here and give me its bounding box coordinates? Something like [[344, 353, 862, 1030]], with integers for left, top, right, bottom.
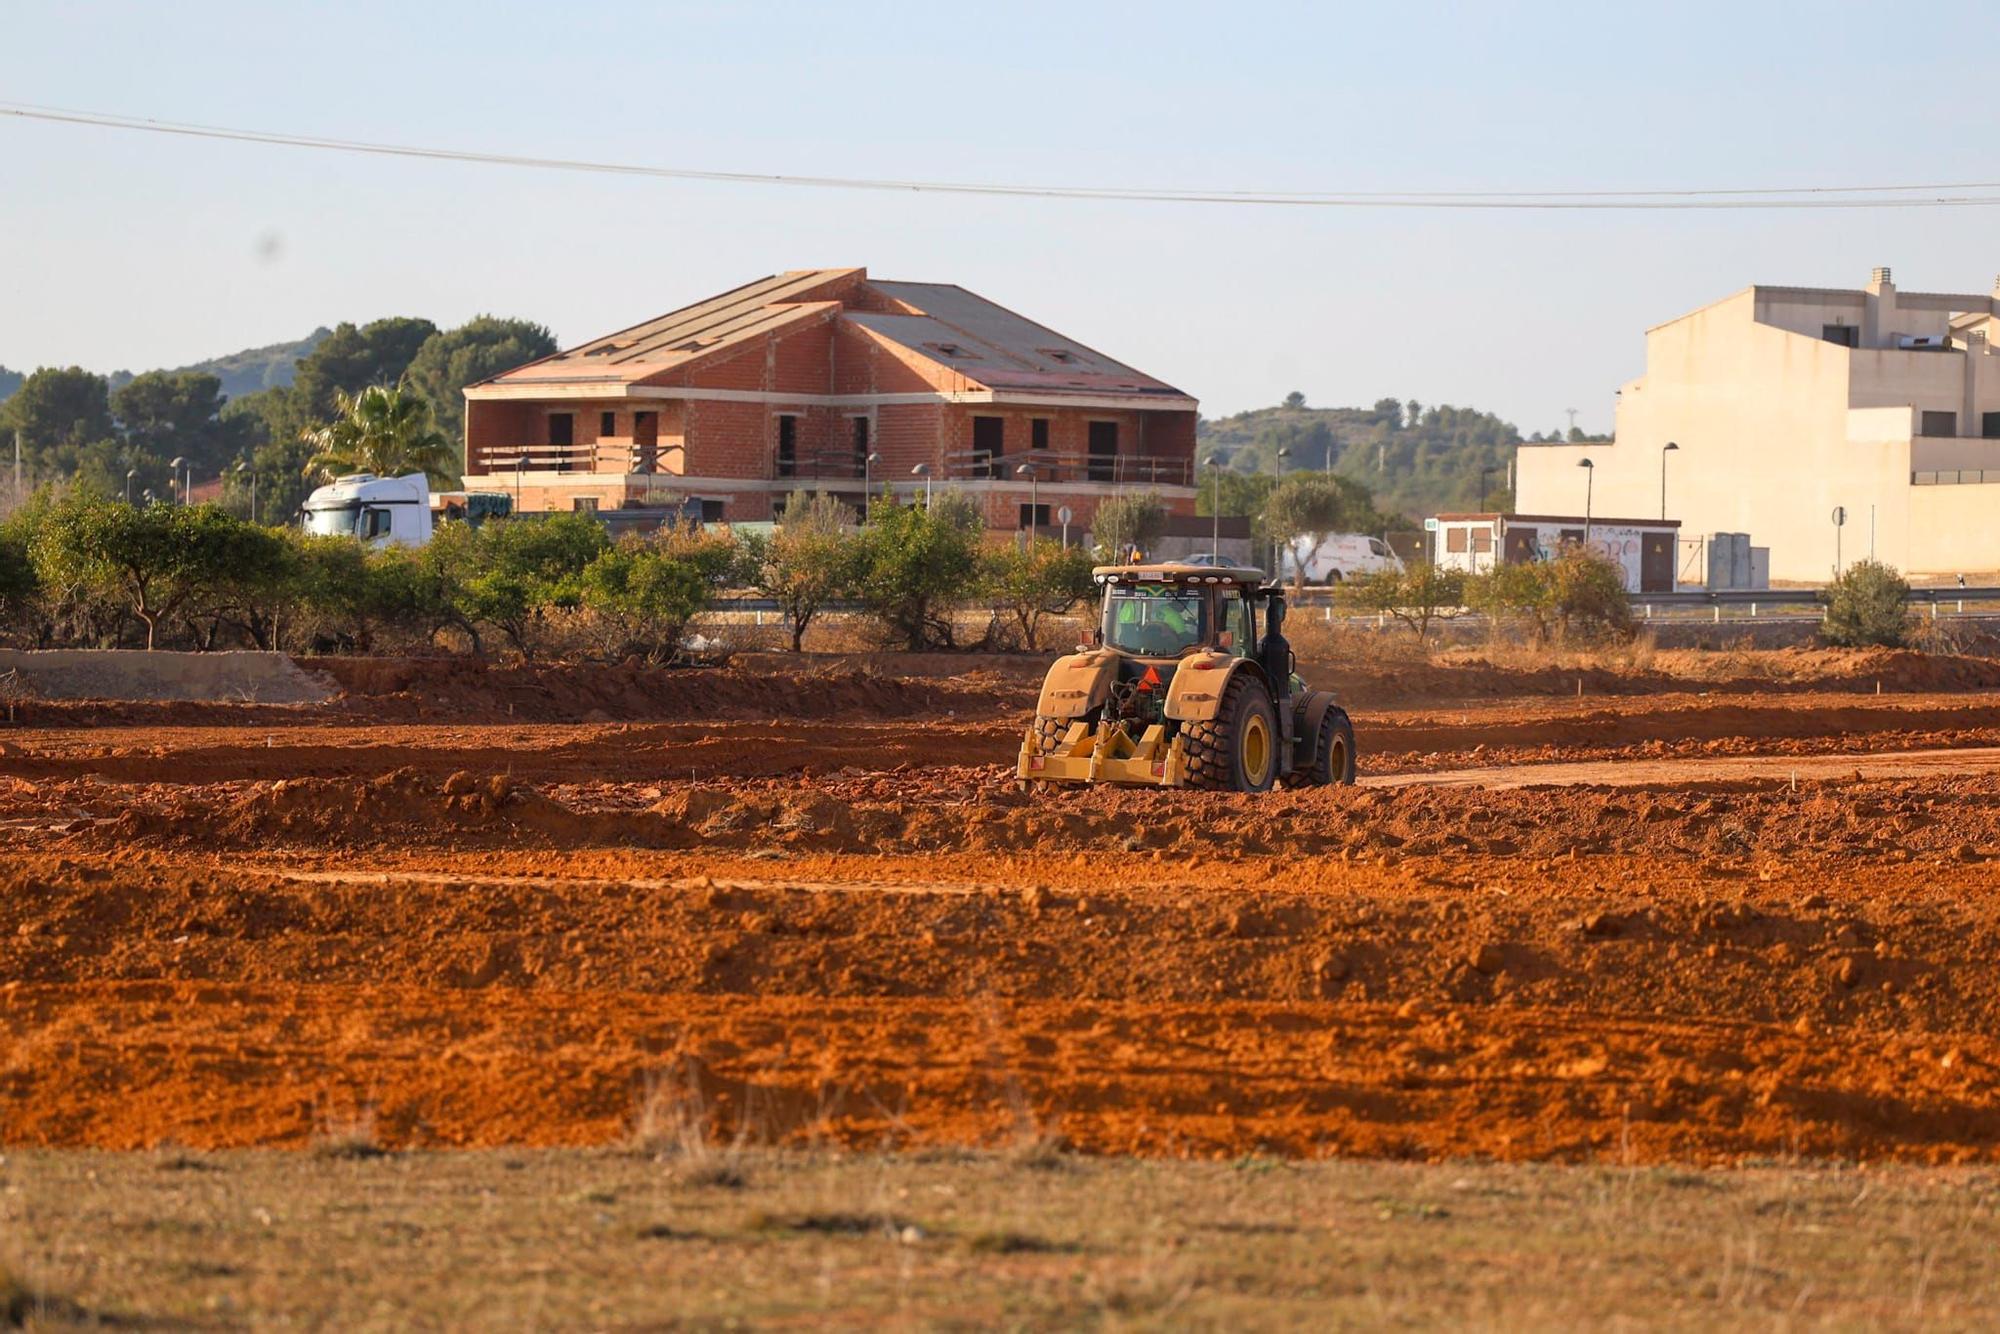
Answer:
[[8, 644, 2000, 1323]]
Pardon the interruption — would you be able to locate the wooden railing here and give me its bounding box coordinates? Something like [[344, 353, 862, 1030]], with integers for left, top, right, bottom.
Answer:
[[470, 442, 683, 476]]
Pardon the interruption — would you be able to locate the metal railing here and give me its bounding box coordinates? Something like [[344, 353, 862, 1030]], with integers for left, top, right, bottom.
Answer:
[[774, 448, 869, 482], [941, 449, 1192, 486]]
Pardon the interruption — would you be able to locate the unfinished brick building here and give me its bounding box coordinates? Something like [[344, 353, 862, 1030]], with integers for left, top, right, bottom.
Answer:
[[461, 268, 1198, 534]]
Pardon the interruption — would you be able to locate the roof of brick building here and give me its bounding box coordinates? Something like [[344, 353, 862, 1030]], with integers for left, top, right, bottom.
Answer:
[[476, 267, 1187, 400]]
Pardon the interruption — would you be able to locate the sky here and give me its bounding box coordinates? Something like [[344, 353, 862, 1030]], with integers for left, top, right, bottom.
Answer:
[[3, 1, 1998, 434]]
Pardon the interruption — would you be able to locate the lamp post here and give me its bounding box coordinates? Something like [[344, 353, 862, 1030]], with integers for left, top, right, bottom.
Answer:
[[1272, 447, 1292, 573], [235, 459, 255, 523], [1660, 441, 1679, 522], [1015, 461, 1041, 545], [1577, 458, 1595, 548], [515, 455, 526, 514], [910, 462, 931, 509], [863, 451, 881, 522], [125, 468, 137, 505], [1480, 466, 1498, 512], [169, 456, 188, 506], [142, 488, 155, 506], [1203, 455, 1224, 559]]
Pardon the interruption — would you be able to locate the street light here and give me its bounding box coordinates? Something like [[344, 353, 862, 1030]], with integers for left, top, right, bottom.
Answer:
[[1203, 454, 1225, 559], [1577, 457, 1595, 547], [125, 468, 137, 505], [863, 450, 881, 522], [1660, 441, 1679, 522], [235, 459, 255, 523], [910, 462, 932, 509], [141, 488, 155, 506], [169, 456, 188, 506], [515, 454, 526, 514], [1272, 448, 1292, 573], [1015, 461, 1041, 545]]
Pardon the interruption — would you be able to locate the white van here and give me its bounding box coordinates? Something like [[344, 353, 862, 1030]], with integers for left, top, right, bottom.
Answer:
[[303, 473, 434, 548], [1280, 532, 1404, 585]]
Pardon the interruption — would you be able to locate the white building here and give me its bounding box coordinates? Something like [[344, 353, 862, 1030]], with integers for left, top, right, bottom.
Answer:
[[1515, 267, 2000, 581], [1433, 513, 1682, 592]]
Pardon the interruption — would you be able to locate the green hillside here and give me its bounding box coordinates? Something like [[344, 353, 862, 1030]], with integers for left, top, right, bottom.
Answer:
[[1197, 394, 1597, 521], [106, 328, 332, 402]]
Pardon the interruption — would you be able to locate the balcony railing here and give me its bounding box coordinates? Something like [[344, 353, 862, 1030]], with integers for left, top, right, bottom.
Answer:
[[942, 449, 1192, 487], [471, 442, 681, 476], [1913, 469, 2000, 486], [774, 448, 870, 482]]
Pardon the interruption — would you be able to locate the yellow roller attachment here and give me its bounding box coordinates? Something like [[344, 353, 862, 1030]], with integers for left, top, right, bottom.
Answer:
[[1021, 721, 1190, 787]]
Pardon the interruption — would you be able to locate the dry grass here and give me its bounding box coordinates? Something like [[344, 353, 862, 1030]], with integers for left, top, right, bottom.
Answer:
[[6, 1150, 2000, 1328], [308, 1107, 387, 1161], [627, 1066, 749, 1189]]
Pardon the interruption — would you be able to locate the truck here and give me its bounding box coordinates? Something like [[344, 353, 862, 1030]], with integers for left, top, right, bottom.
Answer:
[[1278, 533, 1405, 585], [302, 473, 434, 547]]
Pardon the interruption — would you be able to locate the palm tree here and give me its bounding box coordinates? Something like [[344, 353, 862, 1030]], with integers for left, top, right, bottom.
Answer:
[[301, 383, 458, 486]]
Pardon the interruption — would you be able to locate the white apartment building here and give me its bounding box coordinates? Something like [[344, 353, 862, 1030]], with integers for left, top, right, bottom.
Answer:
[[1515, 267, 2000, 581]]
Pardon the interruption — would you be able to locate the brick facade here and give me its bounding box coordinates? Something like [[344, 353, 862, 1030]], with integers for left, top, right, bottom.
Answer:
[[462, 268, 1197, 536]]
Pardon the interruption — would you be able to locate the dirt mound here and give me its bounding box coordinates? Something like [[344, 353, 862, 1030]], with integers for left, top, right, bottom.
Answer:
[[298, 656, 1031, 723], [1319, 647, 2000, 708], [45, 760, 2000, 869]]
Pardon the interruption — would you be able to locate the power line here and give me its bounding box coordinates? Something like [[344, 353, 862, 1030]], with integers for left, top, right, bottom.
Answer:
[[6, 99, 2000, 210]]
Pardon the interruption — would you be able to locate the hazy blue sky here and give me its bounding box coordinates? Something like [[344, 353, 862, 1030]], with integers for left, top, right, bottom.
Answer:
[[4, 1, 1998, 432]]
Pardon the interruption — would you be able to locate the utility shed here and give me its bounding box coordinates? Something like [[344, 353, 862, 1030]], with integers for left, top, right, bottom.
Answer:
[[1432, 513, 1683, 593]]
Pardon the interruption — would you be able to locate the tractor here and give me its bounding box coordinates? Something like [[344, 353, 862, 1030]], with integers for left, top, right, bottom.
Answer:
[[1017, 562, 1356, 792]]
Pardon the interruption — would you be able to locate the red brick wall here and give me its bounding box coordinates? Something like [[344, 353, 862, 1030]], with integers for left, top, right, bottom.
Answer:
[[463, 400, 538, 475]]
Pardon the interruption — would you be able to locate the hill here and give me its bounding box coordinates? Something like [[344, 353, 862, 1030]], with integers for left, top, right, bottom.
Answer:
[[0, 365, 21, 404], [106, 328, 332, 401], [1197, 395, 1589, 520]]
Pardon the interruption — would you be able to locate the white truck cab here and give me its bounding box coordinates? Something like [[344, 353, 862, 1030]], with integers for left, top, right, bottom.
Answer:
[[1280, 532, 1405, 585], [303, 473, 434, 547]]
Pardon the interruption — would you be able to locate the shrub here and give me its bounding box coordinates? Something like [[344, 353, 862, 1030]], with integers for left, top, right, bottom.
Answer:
[[29, 496, 270, 649], [1465, 561, 1555, 644], [1545, 547, 1633, 642], [851, 493, 984, 650], [749, 492, 861, 652], [581, 528, 739, 662], [457, 512, 611, 656], [984, 539, 1096, 649], [1341, 562, 1467, 641], [1821, 559, 1910, 647], [1466, 548, 1632, 644]]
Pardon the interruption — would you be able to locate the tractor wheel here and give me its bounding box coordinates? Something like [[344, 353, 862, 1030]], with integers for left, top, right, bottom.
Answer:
[[1184, 674, 1279, 792], [1295, 706, 1357, 786], [1029, 714, 1070, 755]]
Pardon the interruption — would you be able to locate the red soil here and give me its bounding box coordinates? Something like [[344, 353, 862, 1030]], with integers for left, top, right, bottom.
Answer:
[[8, 656, 2000, 1164]]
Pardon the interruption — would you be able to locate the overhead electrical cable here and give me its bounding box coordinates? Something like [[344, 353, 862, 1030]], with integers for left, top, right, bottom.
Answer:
[[5, 100, 2000, 210]]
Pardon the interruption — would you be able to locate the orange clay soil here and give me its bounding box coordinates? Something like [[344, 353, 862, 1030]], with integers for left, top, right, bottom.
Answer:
[[8, 681, 2000, 1163]]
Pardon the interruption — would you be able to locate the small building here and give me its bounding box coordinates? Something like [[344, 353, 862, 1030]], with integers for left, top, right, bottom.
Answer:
[[460, 267, 1199, 536], [1432, 512, 1683, 593]]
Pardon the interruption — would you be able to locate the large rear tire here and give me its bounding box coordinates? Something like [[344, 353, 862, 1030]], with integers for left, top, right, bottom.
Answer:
[[1295, 705, 1357, 786], [1184, 674, 1279, 793]]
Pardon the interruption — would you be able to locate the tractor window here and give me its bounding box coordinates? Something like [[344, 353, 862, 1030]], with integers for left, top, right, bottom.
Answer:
[[1226, 594, 1254, 657], [1102, 585, 1207, 657]]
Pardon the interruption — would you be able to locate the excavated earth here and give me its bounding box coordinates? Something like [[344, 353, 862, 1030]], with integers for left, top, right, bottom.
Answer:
[[8, 650, 2000, 1165]]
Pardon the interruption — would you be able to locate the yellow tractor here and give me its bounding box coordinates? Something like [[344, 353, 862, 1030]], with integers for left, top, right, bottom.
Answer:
[[1017, 562, 1355, 792]]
